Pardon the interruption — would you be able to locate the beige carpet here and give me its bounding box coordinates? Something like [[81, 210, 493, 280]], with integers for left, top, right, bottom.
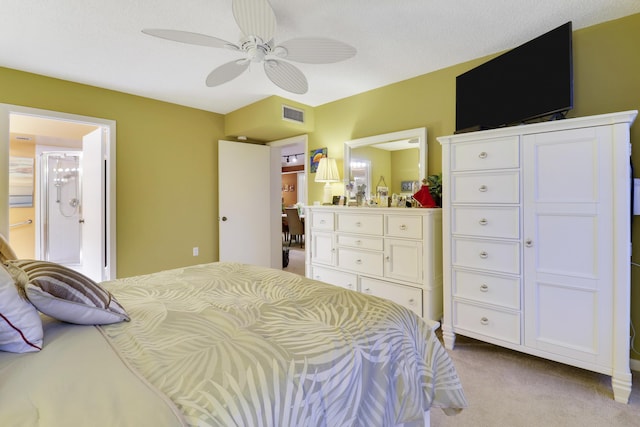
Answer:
[[430, 333, 640, 426], [283, 246, 305, 276]]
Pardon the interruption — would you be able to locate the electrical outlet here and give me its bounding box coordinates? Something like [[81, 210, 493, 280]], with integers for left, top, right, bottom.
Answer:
[[193, 247, 199, 257]]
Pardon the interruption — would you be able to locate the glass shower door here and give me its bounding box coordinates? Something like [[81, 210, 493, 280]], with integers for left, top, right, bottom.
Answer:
[[41, 152, 82, 265]]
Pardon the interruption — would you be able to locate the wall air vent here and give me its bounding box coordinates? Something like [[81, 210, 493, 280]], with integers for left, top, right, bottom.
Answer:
[[282, 105, 305, 124]]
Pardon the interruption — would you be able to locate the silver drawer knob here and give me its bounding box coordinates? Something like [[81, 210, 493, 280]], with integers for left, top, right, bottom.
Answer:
[[478, 218, 488, 226], [356, 259, 362, 264], [479, 251, 488, 259], [347, 284, 353, 289], [479, 185, 488, 192], [356, 240, 362, 245], [525, 239, 533, 247], [385, 256, 390, 261], [364, 288, 371, 293], [480, 284, 489, 292], [399, 224, 407, 230], [355, 222, 362, 227], [480, 317, 489, 325], [408, 298, 415, 305], [478, 151, 488, 159], [319, 219, 326, 224]]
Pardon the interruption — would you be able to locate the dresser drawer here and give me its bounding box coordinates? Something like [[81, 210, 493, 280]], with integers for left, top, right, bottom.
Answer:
[[311, 211, 334, 230], [337, 213, 384, 235], [451, 136, 519, 171], [451, 171, 520, 204], [453, 301, 520, 344], [337, 234, 384, 251], [385, 215, 422, 239], [452, 238, 520, 274], [337, 248, 384, 276], [451, 206, 520, 239], [310, 266, 358, 291], [360, 277, 422, 318], [453, 269, 520, 309]]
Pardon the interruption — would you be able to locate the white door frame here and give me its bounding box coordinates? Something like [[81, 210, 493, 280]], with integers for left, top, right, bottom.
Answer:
[[0, 104, 116, 280]]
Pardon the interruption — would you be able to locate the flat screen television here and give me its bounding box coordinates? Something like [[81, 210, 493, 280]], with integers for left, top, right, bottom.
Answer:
[[455, 22, 573, 133]]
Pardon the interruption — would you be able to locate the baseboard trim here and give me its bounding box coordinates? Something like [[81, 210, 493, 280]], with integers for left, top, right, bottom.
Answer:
[[630, 358, 640, 372]]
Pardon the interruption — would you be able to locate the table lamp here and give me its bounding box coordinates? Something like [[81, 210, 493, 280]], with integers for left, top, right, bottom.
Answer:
[[315, 157, 340, 204]]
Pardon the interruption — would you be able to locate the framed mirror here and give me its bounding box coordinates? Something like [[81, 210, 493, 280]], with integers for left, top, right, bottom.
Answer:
[[344, 127, 427, 200]]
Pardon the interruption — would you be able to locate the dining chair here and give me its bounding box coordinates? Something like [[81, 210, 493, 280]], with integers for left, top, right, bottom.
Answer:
[[284, 208, 304, 248], [282, 216, 290, 243]]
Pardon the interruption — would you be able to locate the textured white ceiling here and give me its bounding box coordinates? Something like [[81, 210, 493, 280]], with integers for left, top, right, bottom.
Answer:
[[1, 0, 639, 114]]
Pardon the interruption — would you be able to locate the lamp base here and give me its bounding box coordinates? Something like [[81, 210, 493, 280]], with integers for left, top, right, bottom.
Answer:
[[322, 182, 333, 205]]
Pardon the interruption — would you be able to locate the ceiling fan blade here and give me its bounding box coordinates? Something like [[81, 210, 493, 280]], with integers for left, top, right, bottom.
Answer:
[[232, 0, 276, 42], [263, 59, 308, 94], [142, 29, 238, 49], [276, 38, 357, 64], [206, 60, 250, 87]]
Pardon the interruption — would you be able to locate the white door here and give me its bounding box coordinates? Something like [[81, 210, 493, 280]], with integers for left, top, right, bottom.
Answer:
[[218, 140, 272, 266], [81, 128, 104, 281], [522, 126, 613, 364]]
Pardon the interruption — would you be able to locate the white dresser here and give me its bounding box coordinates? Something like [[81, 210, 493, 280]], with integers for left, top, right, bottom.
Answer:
[[305, 206, 443, 321], [438, 111, 638, 403]]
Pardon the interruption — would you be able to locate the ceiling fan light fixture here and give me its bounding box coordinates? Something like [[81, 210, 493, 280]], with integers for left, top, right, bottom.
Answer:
[[143, 0, 356, 94], [273, 46, 288, 58]]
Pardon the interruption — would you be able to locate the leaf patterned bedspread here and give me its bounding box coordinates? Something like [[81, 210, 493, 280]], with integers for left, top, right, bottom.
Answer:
[[99, 262, 467, 426]]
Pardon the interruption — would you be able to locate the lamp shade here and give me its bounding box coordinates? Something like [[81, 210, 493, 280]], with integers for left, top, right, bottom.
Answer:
[[315, 158, 340, 182]]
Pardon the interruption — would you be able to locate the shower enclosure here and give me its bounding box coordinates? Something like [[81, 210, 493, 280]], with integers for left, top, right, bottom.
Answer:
[[40, 152, 83, 266]]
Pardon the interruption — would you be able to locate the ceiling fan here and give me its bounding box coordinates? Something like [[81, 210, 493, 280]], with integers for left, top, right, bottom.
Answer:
[[142, 0, 357, 94]]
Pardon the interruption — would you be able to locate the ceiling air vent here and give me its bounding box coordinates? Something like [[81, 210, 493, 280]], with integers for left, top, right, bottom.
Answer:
[[282, 105, 305, 124]]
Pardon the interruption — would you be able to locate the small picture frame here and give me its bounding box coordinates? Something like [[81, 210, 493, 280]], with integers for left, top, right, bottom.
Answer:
[[310, 147, 327, 173], [332, 195, 341, 205], [401, 181, 414, 192]]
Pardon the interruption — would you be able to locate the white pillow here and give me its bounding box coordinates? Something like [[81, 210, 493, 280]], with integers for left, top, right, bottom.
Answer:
[[0, 266, 43, 353], [4, 260, 129, 325]]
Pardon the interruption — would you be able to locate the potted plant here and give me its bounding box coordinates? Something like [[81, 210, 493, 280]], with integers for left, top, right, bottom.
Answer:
[[427, 173, 442, 207]]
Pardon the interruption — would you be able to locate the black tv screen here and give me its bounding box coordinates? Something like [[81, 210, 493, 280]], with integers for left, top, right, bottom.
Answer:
[[455, 22, 573, 133]]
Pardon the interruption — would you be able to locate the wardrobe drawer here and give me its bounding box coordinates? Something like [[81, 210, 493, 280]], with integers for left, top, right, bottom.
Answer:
[[310, 266, 358, 291], [451, 171, 519, 204], [337, 248, 384, 276], [451, 136, 519, 171], [452, 238, 520, 275], [453, 269, 520, 309], [385, 215, 422, 239], [360, 277, 422, 318], [451, 206, 520, 239], [453, 301, 520, 344], [311, 211, 334, 230], [337, 234, 384, 251], [337, 213, 384, 235]]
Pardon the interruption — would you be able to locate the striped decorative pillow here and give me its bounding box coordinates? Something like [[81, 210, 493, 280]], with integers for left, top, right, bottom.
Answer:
[[4, 260, 129, 325], [0, 265, 43, 353]]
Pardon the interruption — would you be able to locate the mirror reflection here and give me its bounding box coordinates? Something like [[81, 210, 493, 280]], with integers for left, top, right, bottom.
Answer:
[[344, 128, 427, 201]]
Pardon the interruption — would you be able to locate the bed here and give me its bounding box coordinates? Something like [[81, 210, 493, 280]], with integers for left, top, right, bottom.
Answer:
[[1, 254, 467, 426]]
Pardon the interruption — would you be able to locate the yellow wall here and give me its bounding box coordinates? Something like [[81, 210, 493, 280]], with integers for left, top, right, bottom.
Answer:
[[1, 13, 639, 358], [0, 67, 225, 277], [225, 95, 315, 141], [391, 148, 420, 193]]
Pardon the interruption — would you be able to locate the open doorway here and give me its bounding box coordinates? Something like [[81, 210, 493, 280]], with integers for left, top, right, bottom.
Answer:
[[0, 104, 116, 281], [268, 135, 307, 275]]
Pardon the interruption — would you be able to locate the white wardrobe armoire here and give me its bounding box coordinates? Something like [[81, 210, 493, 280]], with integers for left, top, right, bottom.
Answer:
[[438, 111, 637, 403]]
